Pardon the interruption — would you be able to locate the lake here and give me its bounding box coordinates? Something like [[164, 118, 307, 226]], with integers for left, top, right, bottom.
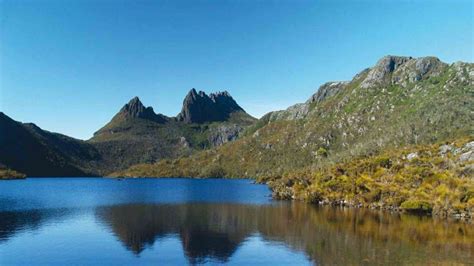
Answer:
[[0, 178, 472, 265]]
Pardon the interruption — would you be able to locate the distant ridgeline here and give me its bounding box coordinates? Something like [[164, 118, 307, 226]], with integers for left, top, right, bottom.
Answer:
[[1, 55, 473, 179]]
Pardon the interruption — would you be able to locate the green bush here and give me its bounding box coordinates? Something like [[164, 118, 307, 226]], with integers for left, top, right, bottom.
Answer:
[[400, 200, 432, 213], [317, 147, 328, 157], [374, 156, 392, 168]]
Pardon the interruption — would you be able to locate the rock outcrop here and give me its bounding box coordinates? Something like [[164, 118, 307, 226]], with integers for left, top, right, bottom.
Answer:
[[307, 81, 349, 104], [267, 103, 310, 121], [208, 125, 243, 146], [266, 81, 348, 122], [360, 56, 447, 88]]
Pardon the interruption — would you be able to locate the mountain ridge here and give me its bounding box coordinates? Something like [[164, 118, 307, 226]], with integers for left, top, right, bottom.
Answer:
[[88, 89, 255, 174]]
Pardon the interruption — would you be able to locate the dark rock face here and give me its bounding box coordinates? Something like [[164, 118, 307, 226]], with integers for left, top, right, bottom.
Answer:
[[177, 89, 244, 123], [117, 97, 169, 123], [209, 91, 244, 114]]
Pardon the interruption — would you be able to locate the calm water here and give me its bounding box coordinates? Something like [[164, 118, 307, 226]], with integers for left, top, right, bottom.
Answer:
[[0, 178, 472, 265]]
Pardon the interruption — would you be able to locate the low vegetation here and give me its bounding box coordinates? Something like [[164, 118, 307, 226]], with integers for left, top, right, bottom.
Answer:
[[0, 168, 26, 180], [267, 138, 474, 219]]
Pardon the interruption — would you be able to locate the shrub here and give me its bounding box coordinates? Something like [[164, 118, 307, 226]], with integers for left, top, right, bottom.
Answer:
[[317, 147, 328, 157], [374, 156, 392, 168], [400, 200, 433, 213]]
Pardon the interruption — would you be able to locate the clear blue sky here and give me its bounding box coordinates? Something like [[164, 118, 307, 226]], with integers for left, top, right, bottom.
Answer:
[[1, 0, 472, 140]]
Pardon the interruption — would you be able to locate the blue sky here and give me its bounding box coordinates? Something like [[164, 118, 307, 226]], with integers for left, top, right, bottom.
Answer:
[[1, 0, 472, 140]]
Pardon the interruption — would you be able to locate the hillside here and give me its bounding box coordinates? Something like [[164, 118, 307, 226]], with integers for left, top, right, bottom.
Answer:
[[0, 112, 101, 176], [114, 56, 473, 178]]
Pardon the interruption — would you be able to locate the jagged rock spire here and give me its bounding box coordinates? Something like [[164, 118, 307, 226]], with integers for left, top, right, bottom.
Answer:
[[177, 89, 245, 124], [120, 97, 149, 118], [116, 96, 168, 123]]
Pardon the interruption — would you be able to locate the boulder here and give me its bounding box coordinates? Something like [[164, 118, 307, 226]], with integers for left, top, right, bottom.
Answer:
[[407, 152, 418, 161]]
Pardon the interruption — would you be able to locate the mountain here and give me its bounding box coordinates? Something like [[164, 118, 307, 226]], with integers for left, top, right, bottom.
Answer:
[[93, 96, 170, 138], [115, 56, 473, 178], [88, 90, 256, 173], [0, 112, 101, 176]]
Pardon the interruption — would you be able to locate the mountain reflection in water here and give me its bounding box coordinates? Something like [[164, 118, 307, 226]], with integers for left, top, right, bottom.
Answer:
[[95, 204, 255, 264], [93, 203, 473, 265]]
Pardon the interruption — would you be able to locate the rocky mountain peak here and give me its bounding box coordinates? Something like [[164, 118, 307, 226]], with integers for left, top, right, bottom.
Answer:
[[116, 96, 168, 123], [209, 90, 231, 99], [177, 89, 246, 123], [210, 91, 244, 114], [360, 56, 412, 88], [120, 97, 147, 117], [360, 55, 447, 88]]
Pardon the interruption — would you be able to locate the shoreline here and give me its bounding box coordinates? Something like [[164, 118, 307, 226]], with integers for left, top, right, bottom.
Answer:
[[268, 181, 473, 222], [4, 174, 473, 222], [76, 175, 474, 222]]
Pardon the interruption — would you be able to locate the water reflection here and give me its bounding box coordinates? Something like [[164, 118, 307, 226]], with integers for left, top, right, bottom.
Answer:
[[95, 204, 254, 263], [94, 203, 474, 265], [0, 210, 43, 242]]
